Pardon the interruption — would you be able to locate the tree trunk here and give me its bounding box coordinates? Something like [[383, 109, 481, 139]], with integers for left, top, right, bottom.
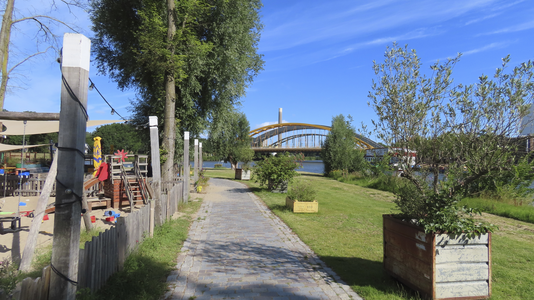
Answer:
[[0, 0, 14, 109], [162, 0, 177, 182]]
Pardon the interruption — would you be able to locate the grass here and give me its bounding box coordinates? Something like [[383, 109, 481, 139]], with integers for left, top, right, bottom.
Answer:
[[78, 199, 202, 300], [460, 197, 534, 224], [205, 169, 534, 300]]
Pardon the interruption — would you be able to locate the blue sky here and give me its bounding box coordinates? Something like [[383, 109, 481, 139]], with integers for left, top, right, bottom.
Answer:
[[3, 0, 534, 136]]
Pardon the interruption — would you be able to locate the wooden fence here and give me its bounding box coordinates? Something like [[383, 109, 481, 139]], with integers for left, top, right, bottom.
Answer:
[[0, 175, 56, 197], [14, 181, 185, 300]]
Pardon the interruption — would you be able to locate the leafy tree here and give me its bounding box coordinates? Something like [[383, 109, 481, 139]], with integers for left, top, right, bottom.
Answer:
[[321, 114, 367, 175], [367, 43, 534, 233], [87, 123, 147, 155], [208, 111, 254, 169], [90, 0, 264, 180]]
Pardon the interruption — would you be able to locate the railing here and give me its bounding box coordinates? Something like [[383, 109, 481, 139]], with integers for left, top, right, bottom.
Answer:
[[134, 161, 149, 204], [15, 181, 185, 299], [119, 164, 134, 212]]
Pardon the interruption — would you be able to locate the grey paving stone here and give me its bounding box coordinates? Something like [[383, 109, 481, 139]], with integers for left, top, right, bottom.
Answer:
[[165, 178, 362, 300]]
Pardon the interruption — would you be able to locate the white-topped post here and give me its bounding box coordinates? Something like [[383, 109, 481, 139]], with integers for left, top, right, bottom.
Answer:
[[194, 139, 199, 183], [183, 132, 189, 202], [50, 33, 90, 300], [148, 116, 161, 233]]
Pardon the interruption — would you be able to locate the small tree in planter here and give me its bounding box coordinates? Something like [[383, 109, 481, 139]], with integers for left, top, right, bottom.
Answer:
[[252, 153, 303, 193], [367, 43, 534, 299], [286, 178, 318, 213]]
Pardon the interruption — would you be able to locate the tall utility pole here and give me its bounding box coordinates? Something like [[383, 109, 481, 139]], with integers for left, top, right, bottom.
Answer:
[[49, 33, 90, 300]]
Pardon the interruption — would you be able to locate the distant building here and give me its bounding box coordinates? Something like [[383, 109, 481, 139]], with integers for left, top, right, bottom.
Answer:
[[365, 147, 417, 168]]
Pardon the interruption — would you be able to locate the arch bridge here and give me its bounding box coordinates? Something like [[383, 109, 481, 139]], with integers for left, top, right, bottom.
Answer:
[[249, 123, 380, 152]]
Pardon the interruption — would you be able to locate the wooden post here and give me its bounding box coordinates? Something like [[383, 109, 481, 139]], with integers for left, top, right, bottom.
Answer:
[[19, 150, 58, 272], [49, 33, 90, 300], [148, 116, 161, 231], [194, 139, 198, 183], [183, 132, 189, 202], [81, 194, 93, 232]]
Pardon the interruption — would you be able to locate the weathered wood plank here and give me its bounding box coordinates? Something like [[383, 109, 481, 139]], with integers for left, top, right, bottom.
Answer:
[[435, 281, 489, 299], [436, 262, 489, 282], [435, 233, 489, 246], [435, 245, 489, 263]]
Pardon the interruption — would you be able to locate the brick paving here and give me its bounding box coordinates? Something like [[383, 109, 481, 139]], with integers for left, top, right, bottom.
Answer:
[[164, 178, 362, 300]]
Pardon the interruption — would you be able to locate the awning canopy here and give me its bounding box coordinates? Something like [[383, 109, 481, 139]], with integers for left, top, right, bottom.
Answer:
[[0, 120, 125, 136], [0, 144, 50, 152]]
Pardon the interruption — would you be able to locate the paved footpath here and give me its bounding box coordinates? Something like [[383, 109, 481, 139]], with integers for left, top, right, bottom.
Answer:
[[164, 178, 362, 300]]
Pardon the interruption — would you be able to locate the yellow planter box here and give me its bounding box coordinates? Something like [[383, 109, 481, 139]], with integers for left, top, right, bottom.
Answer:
[[286, 197, 318, 213]]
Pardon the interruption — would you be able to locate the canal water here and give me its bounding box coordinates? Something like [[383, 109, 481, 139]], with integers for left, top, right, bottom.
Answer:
[[199, 160, 325, 174]]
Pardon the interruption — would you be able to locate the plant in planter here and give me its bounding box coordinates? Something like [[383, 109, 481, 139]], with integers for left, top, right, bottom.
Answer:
[[286, 179, 318, 213], [252, 153, 303, 193], [367, 43, 534, 299]]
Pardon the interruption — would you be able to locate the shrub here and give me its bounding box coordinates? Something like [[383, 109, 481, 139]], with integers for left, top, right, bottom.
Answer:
[[213, 164, 223, 169], [252, 153, 303, 191], [287, 179, 317, 202]]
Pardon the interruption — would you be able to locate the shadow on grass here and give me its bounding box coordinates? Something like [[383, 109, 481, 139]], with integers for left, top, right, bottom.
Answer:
[[319, 255, 422, 299]]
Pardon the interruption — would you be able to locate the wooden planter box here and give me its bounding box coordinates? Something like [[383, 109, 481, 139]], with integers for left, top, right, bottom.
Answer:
[[286, 197, 318, 213], [235, 169, 251, 180], [383, 215, 491, 300]]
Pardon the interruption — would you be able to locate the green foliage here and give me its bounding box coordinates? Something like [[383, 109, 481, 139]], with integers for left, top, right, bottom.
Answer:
[[367, 43, 534, 234], [0, 258, 19, 295], [90, 0, 264, 159], [252, 153, 303, 191], [321, 115, 368, 175], [213, 164, 224, 169], [194, 170, 209, 189], [87, 123, 147, 155], [467, 155, 534, 201], [208, 111, 254, 169], [287, 179, 317, 202]]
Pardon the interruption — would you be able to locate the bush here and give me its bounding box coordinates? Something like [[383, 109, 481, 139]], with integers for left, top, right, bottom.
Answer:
[[252, 153, 303, 191], [213, 164, 223, 169], [287, 179, 317, 202]]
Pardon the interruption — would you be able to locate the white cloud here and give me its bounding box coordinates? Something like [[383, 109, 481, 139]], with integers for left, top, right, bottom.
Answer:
[[465, 13, 500, 25], [481, 20, 534, 35], [254, 120, 289, 129], [462, 42, 507, 56]]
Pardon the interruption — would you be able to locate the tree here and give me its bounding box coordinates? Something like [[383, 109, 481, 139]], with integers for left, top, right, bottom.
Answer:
[[0, 0, 83, 108], [321, 114, 366, 175], [87, 123, 147, 155], [367, 43, 534, 233], [209, 110, 254, 169], [90, 0, 264, 180]]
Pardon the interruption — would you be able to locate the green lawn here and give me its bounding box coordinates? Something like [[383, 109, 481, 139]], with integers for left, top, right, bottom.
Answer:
[[205, 169, 534, 300]]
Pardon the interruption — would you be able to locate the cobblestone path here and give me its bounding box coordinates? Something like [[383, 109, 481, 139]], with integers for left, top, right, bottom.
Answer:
[[164, 178, 362, 300]]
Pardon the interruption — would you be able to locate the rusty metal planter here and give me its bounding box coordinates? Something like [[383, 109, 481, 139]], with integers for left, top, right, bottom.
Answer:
[[286, 197, 318, 213], [235, 169, 251, 180], [383, 215, 491, 300]]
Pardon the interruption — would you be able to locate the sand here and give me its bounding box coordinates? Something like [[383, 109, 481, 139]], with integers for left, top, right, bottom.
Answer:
[[0, 195, 128, 263]]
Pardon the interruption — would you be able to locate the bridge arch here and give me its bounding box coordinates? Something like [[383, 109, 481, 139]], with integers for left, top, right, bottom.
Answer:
[[249, 123, 380, 152]]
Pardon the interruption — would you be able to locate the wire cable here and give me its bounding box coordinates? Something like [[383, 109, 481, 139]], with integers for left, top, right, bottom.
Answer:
[[88, 78, 127, 121]]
